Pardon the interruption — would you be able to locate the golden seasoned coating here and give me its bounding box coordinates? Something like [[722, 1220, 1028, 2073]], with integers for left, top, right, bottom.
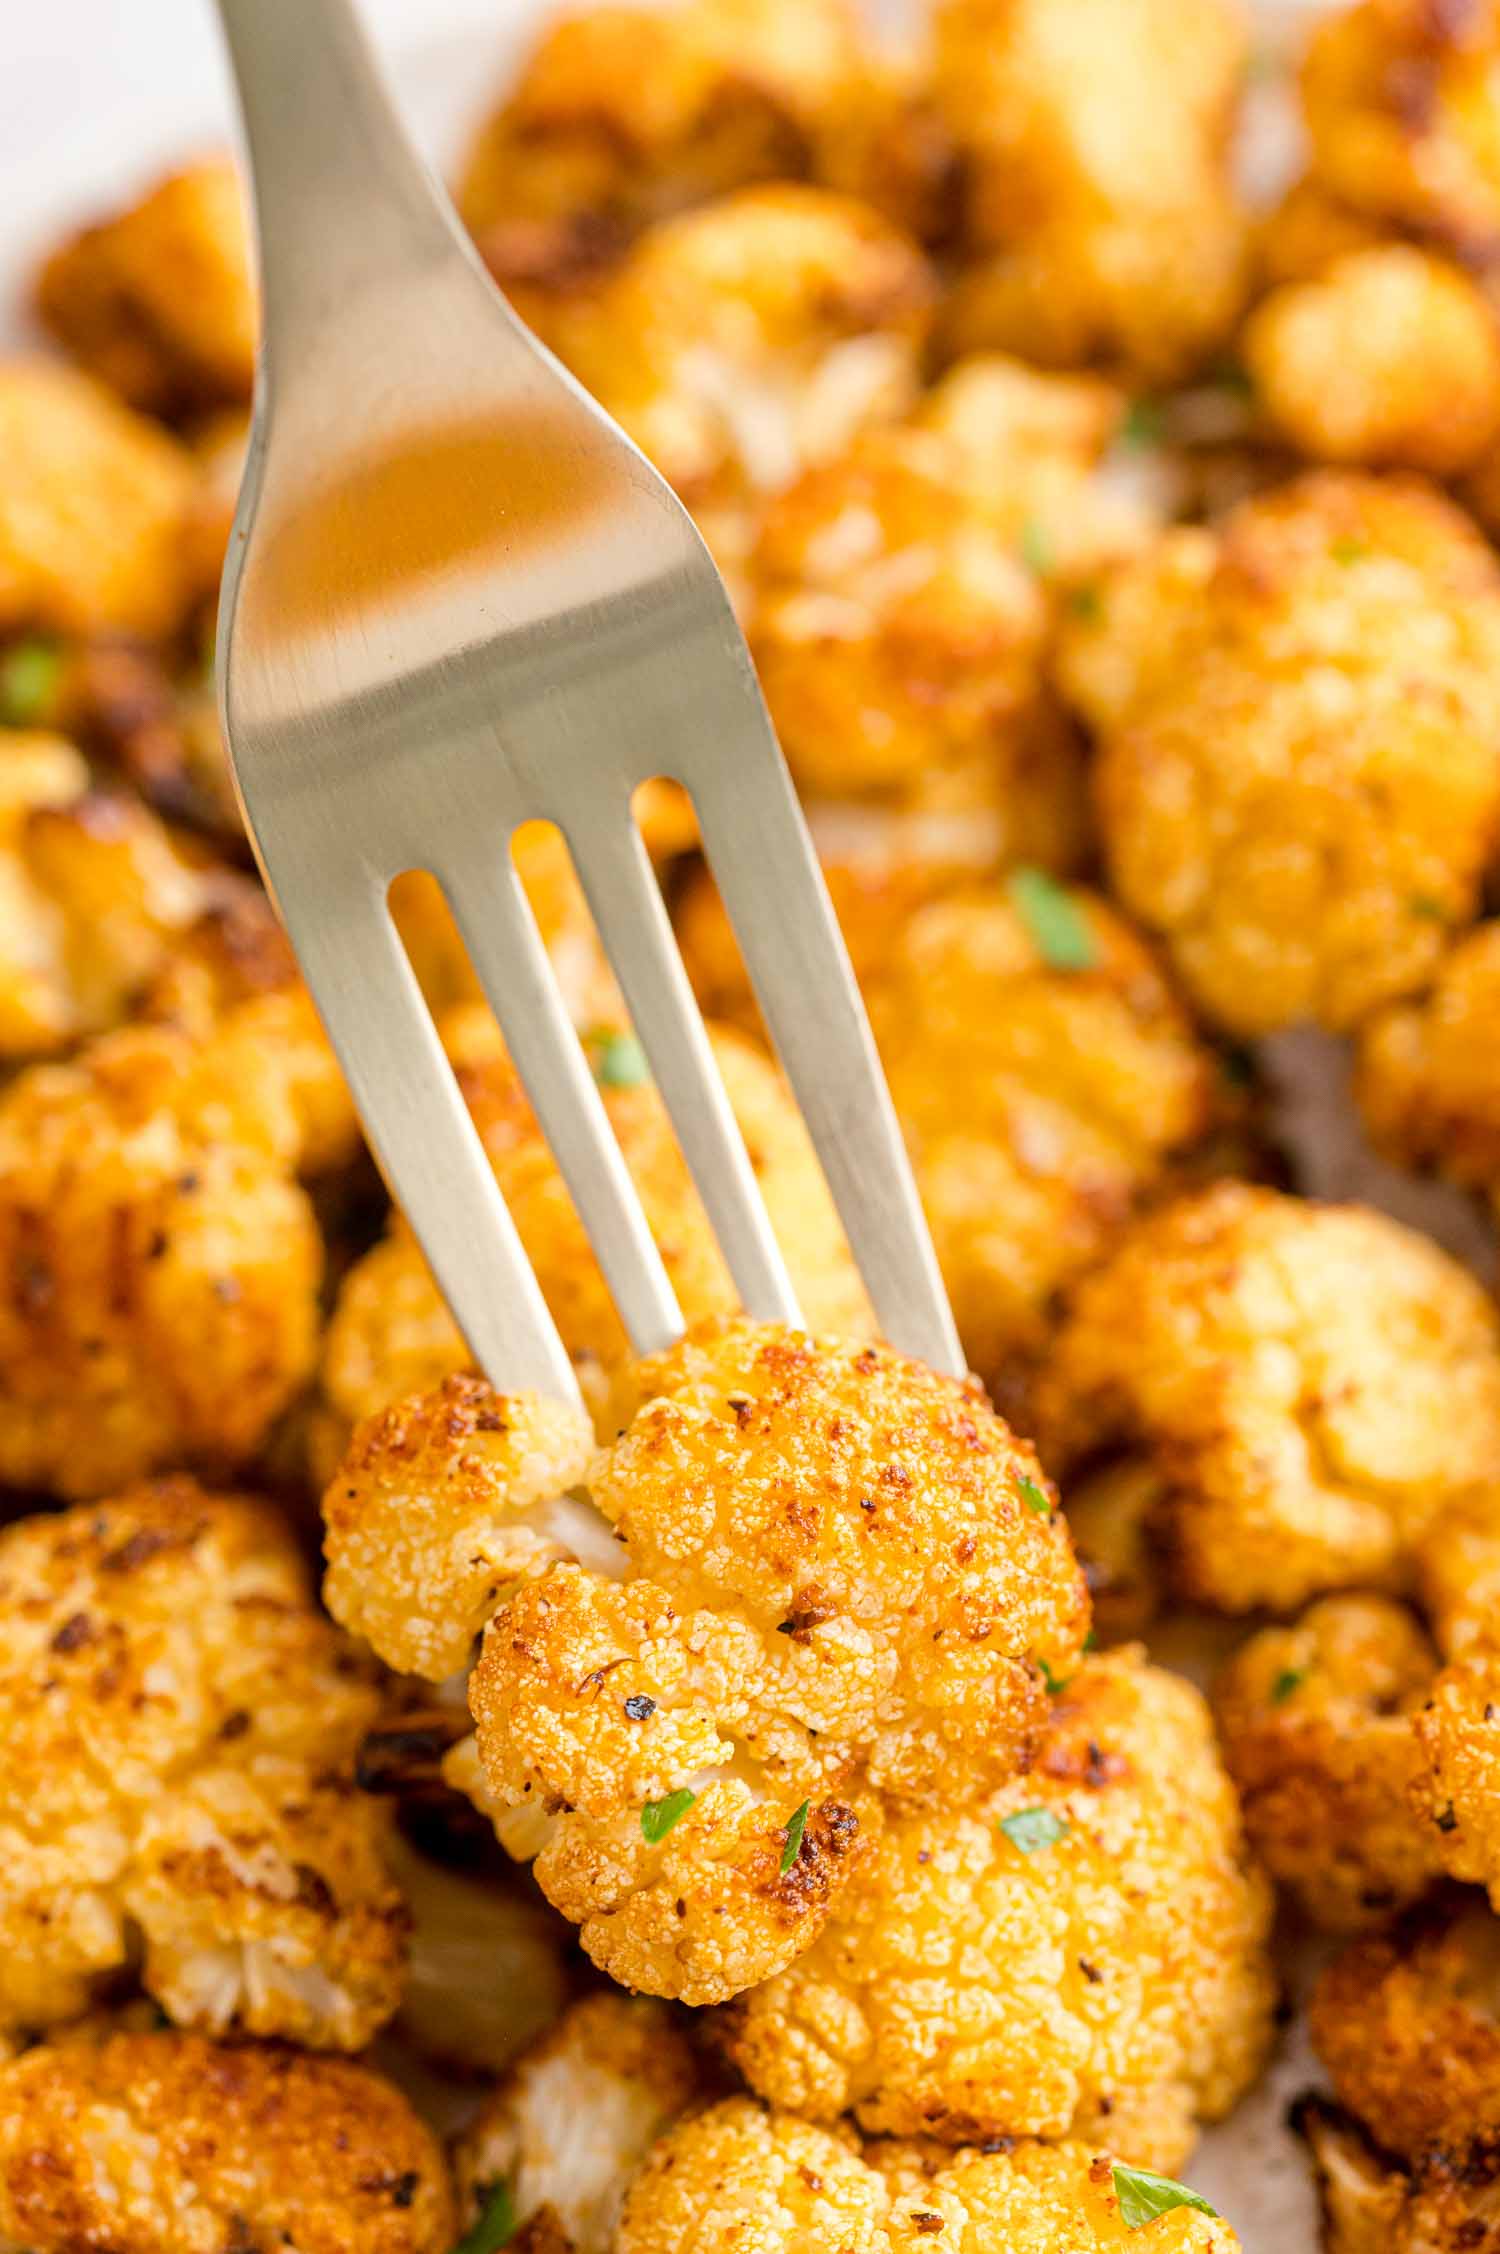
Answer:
[[0, 2033, 451, 2254], [1300, 0, 1500, 259], [717, 1649, 1274, 2170], [618, 2105, 1242, 2254], [1244, 247, 1500, 476], [1311, 1896, 1500, 2162], [561, 184, 934, 564], [1035, 1183, 1500, 1614], [865, 881, 1219, 1397], [932, 0, 1248, 382], [1301, 2096, 1500, 2254], [1059, 472, 1500, 1036], [316, 1010, 872, 1458], [1415, 1483, 1500, 1660], [459, 0, 865, 242], [0, 732, 204, 1059], [1213, 1595, 1444, 1928], [1255, 177, 1392, 292], [0, 1482, 405, 2047], [1410, 1644, 1500, 1905], [324, 1375, 597, 1680], [0, 361, 194, 640], [452, 1993, 704, 2254], [452, 1318, 1088, 2004], [35, 158, 255, 419], [0, 1017, 324, 1497], [746, 427, 1063, 820], [1357, 922, 1500, 1201]]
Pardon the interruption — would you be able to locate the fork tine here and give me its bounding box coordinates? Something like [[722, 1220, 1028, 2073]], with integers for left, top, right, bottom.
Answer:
[[439, 847, 686, 1358], [562, 803, 804, 1328], [689, 752, 965, 1377], [284, 882, 583, 1405]]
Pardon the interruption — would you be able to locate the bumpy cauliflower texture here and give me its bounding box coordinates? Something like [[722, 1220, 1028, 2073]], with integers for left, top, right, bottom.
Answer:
[[328, 1318, 1087, 2004], [452, 1992, 704, 2254], [1300, 2096, 1500, 2254], [0, 1481, 406, 2048], [1036, 1182, 1500, 1613], [1244, 247, 1500, 476], [0, 2033, 451, 2254], [0, 361, 194, 640], [1059, 473, 1500, 1036], [1358, 922, 1500, 1204], [619, 2102, 1242, 2252], [1213, 1594, 1444, 1928], [932, 0, 1248, 381], [35, 159, 255, 419], [717, 1648, 1273, 2170]]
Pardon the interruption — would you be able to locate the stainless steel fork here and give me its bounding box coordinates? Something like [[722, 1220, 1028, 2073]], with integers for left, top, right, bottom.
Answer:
[[213, 0, 961, 1407]]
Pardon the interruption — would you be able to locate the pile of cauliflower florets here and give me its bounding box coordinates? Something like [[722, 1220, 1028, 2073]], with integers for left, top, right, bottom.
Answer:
[[18, 0, 1500, 2246]]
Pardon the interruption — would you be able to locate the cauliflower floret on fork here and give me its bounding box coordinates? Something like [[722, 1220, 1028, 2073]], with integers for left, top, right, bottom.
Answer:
[[0, 2032, 452, 2254], [0, 1479, 406, 2049], [324, 1316, 1089, 2005]]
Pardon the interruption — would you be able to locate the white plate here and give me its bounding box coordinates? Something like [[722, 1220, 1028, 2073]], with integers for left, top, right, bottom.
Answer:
[[0, 3, 1360, 2245]]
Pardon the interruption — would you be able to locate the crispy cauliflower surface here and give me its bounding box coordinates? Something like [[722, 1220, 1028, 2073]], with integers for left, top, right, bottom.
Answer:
[[316, 1011, 872, 1464], [560, 184, 934, 562], [1357, 921, 1500, 1201], [716, 1648, 1273, 2170], [1299, 2096, 1500, 2254], [0, 2033, 452, 2254], [932, 0, 1248, 382], [342, 1317, 1087, 2006], [0, 1017, 325, 1497], [1035, 1183, 1500, 1614], [864, 880, 1220, 1398], [1213, 1595, 1444, 1929], [1059, 472, 1500, 1036], [452, 1992, 704, 2254], [35, 159, 255, 420], [1244, 247, 1500, 476], [0, 361, 194, 641], [619, 2102, 1243, 2253], [0, 1481, 406, 2048], [1311, 1896, 1500, 2164]]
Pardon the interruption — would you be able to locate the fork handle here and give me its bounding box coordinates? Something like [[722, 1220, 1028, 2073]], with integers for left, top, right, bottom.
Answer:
[[214, 0, 464, 382]]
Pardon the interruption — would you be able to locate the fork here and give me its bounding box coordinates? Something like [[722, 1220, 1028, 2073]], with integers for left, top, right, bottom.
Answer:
[[212, 0, 962, 1407]]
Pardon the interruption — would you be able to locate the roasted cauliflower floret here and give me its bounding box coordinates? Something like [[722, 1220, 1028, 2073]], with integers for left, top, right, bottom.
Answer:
[[864, 879, 1219, 1399], [1299, 2096, 1500, 2254], [1311, 1896, 1500, 2163], [0, 2033, 450, 2254], [1059, 472, 1500, 1036], [0, 1017, 325, 1497], [35, 159, 255, 419], [1244, 248, 1500, 476], [1409, 1644, 1500, 1906], [618, 2104, 1242, 2254], [316, 1010, 872, 1460], [932, 0, 1248, 382], [561, 184, 934, 565], [452, 1993, 704, 2254], [1300, 0, 1500, 258], [349, 1318, 1087, 2005], [1213, 1595, 1444, 1928], [745, 427, 1068, 822], [0, 362, 194, 641], [1035, 1183, 1500, 1614], [0, 732, 205, 1059], [1357, 922, 1500, 1204], [0, 1482, 406, 2047], [716, 1649, 1273, 2169]]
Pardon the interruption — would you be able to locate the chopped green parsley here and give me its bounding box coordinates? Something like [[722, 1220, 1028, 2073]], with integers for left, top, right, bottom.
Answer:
[[641, 1788, 696, 1843]]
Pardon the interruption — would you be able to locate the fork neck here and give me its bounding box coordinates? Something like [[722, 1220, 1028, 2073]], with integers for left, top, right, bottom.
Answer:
[[214, 0, 466, 388]]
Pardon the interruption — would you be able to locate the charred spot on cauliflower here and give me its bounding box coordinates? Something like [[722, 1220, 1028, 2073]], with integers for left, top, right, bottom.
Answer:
[[1213, 1594, 1444, 1928], [0, 1481, 406, 2048], [1059, 472, 1500, 1036], [1035, 1183, 1500, 1613], [716, 1648, 1273, 2170], [0, 2032, 451, 2254]]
